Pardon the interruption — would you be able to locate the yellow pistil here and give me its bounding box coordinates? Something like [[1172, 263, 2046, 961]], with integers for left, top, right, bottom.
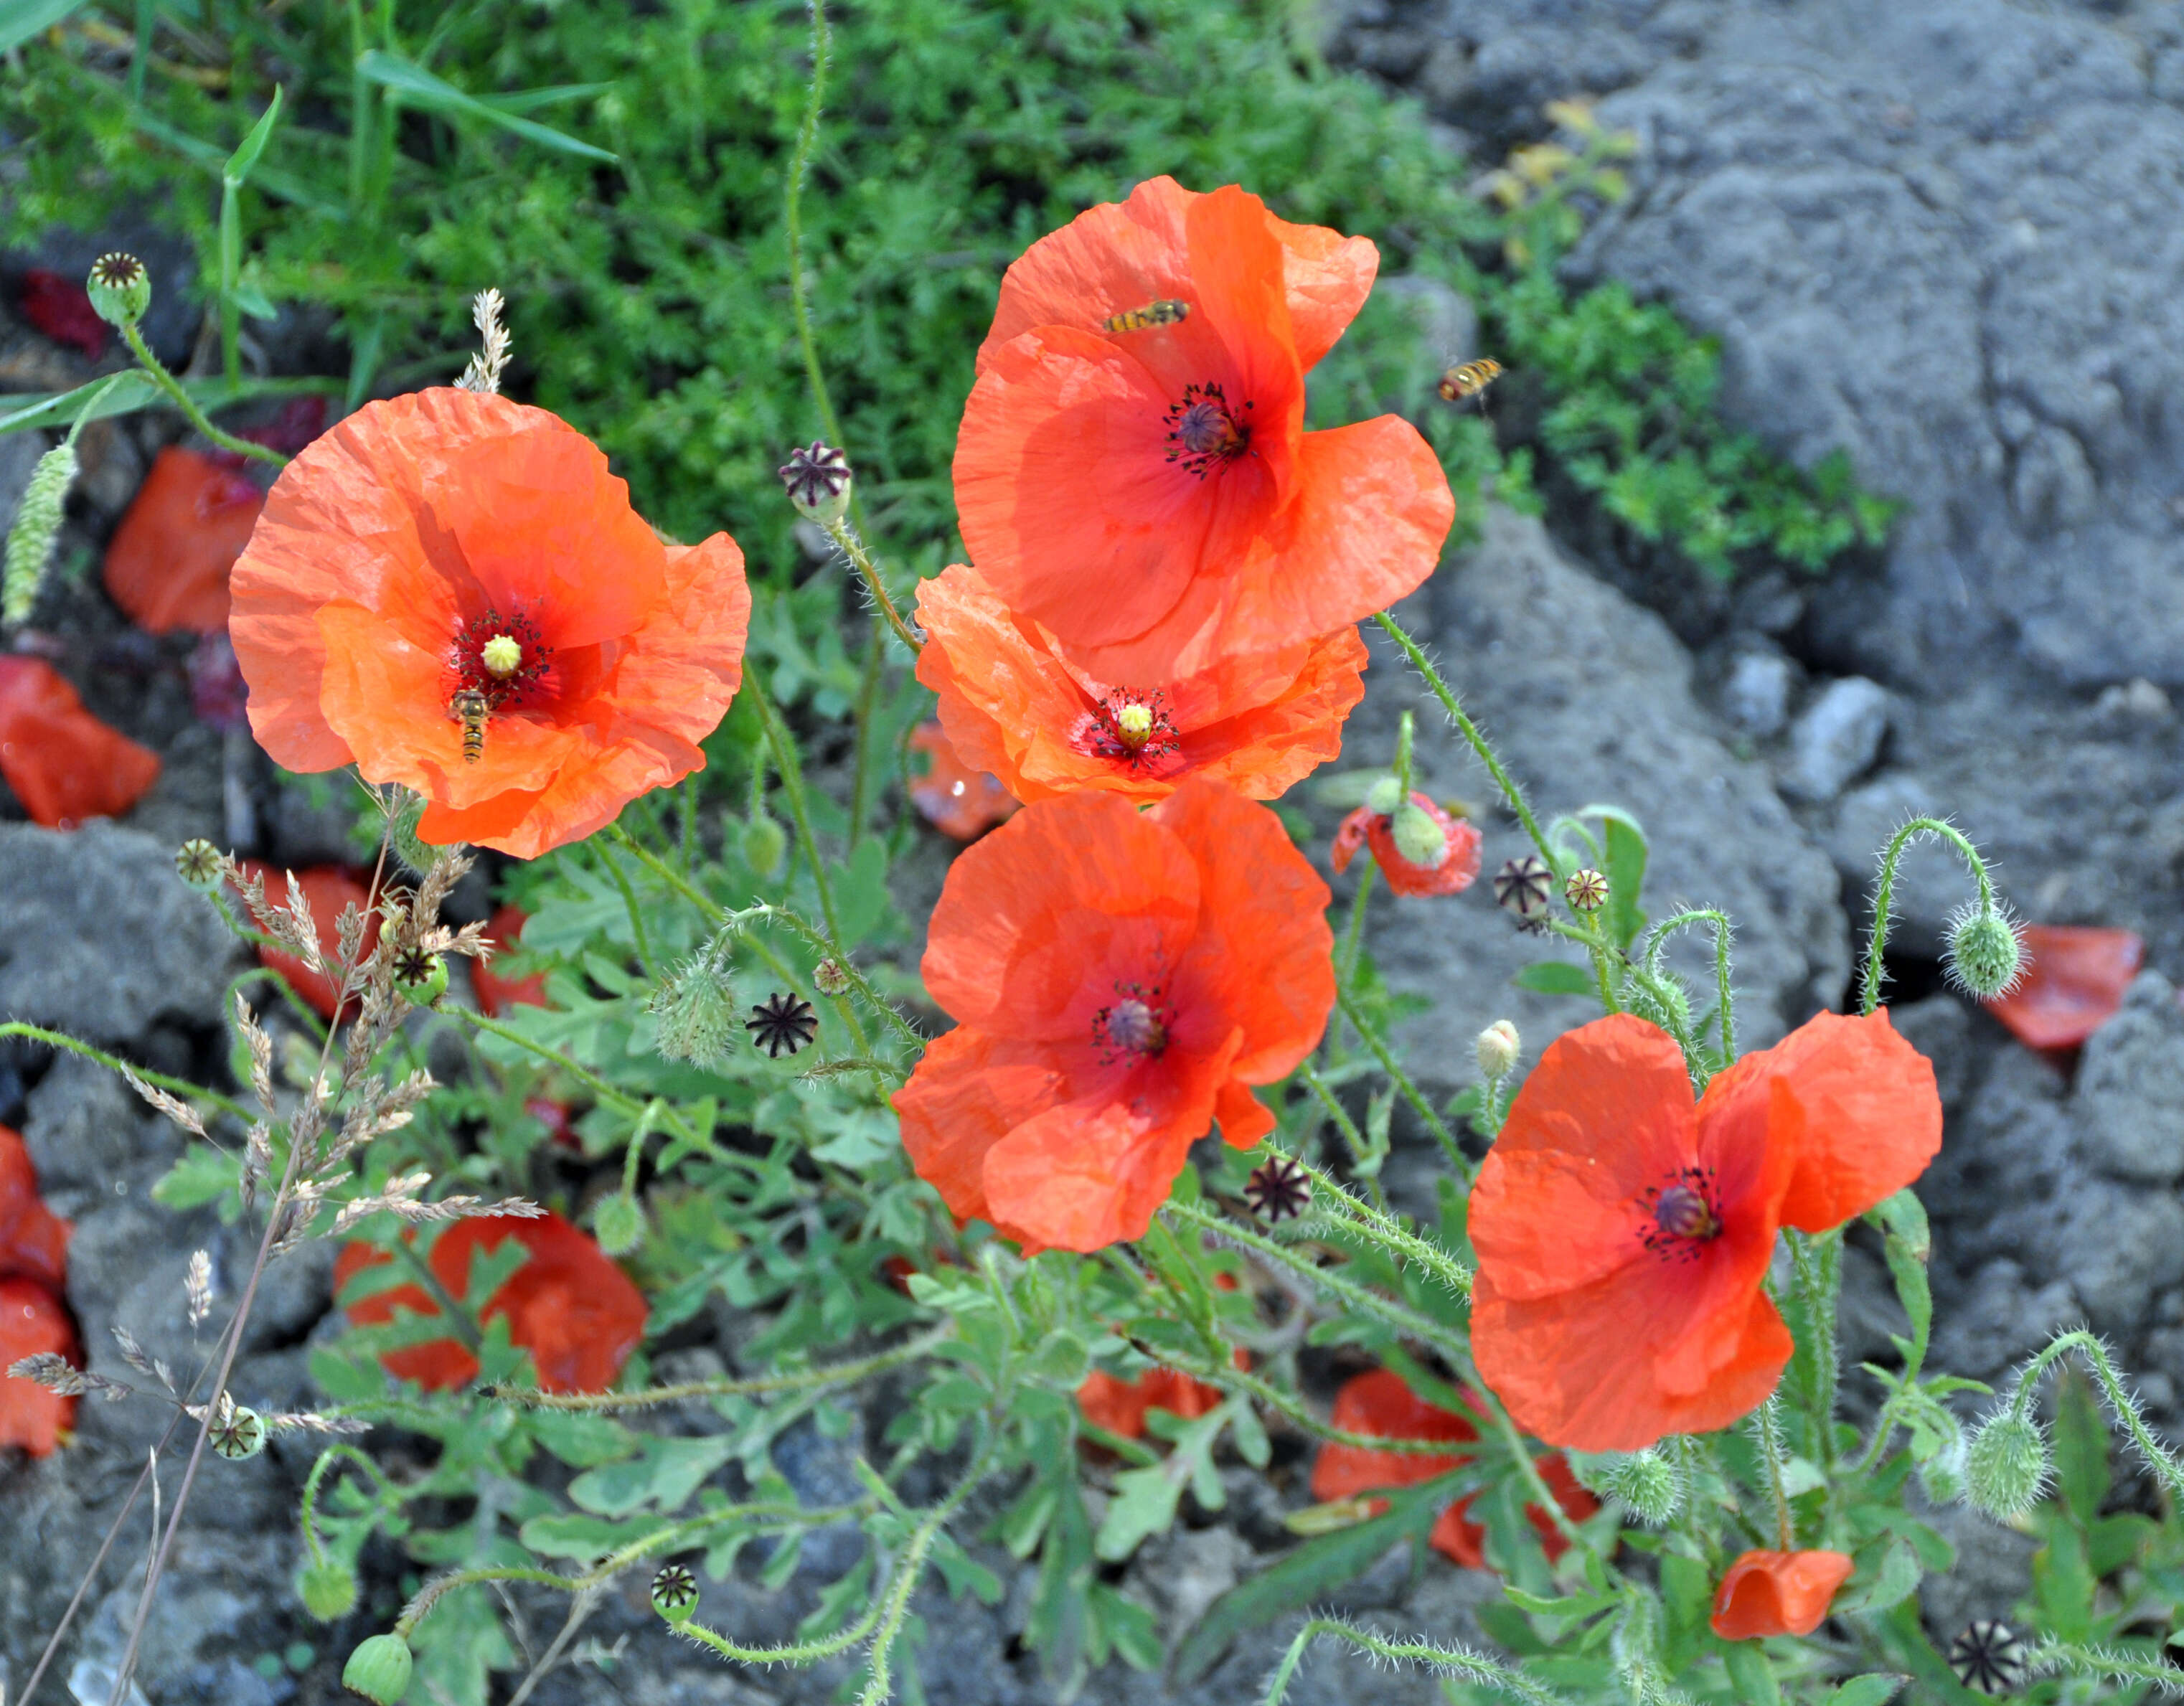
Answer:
[[1114, 702, 1154, 749], [481, 634, 522, 677]]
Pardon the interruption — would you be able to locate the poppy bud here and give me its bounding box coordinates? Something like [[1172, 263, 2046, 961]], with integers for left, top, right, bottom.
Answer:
[[393, 948, 449, 1007], [651, 1564, 700, 1623], [1389, 799, 1449, 868], [86, 252, 151, 328], [647, 952, 738, 1070], [3, 443, 78, 627], [778, 441, 852, 526], [1563, 867, 1609, 913], [593, 1192, 644, 1258], [342, 1633, 413, 1705], [1966, 1411, 2051, 1518], [813, 956, 850, 996], [1599, 1446, 1681, 1525], [1944, 902, 2025, 1000], [174, 837, 226, 891], [1919, 1433, 1968, 1506], [1362, 775, 1403, 815], [298, 1559, 360, 1621], [741, 812, 787, 877], [1475, 1019, 1520, 1080]]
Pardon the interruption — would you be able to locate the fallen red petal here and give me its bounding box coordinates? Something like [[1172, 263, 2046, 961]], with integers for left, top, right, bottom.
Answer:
[[1984, 924, 2144, 1052], [0, 657, 162, 828]]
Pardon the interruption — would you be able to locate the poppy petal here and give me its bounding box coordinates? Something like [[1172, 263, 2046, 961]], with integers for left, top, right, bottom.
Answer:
[[1710, 1549, 1855, 1640], [893, 1026, 1064, 1232]]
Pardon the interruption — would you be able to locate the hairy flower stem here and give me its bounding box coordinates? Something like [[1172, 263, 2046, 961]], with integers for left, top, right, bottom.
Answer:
[[1749, 1400, 1794, 1550], [118, 319, 286, 466], [1163, 1352, 1477, 1456], [1285, 1152, 1473, 1300], [1297, 1060, 1388, 1210], [1861, 816, 1995, 1016], [599, 839, 659, 980], [1337, 860, 1375, 989], [824, 514, 923, 659], [1333, 984, 1469, 1178], [743, 679, 848, 947], [1787, 1231, 1841, 1471], [2005, 1330, 2184, 1501], [1639, 909, 1738, 1068], [489, 1321, 957, 1410], [0, 1024, 253, 1123], [300, 1443, 399, 1565], [1261, 1616, 1570, 1706]]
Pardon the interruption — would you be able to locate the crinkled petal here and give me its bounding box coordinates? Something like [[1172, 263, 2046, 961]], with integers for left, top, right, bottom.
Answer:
[[893, 1027, 1065, 1232]]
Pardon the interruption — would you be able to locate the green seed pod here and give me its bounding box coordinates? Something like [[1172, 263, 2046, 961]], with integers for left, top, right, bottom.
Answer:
[[212, 1404, 266, 1460], [741, 812, 788, 878], [3, 442, 78, 628], [174, 838, 226, 892], [342, 1633, 413, 1705], [393, 948, 448, 1007], [1362, 775, 1403, 816], [651, 1563, 700, 1624], [86, 252, 151, 327], [1563, 867, 1609, 913], [1944, 903, 2025, 1000], [1965, 1411, 2051, 1519], [777, 442, 852, 527], [812, 956, 850, 997], [593, 1192, 644, 1258], [1601, 1446, 1682, 1526], [298, 1559, 360, 1622], [1389, 800, 1449, 869]]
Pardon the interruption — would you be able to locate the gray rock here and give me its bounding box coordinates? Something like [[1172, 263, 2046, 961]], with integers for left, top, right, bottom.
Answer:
[[0, 822, 240, 1043], [1918, 1496, 2038, 1643], [2093, 678, 2175, 727], [21, 1052, 176, 1212], [1371, 274, 1480, 372], [2075, 971, 2184, 1182], [1780, 677, 1890, 803], [2043, 1177, 2184, 1337], [1929, 1258, 2083, 1382], [1886, 992, 1974, 1118], [1722, 650, 1794, 737]]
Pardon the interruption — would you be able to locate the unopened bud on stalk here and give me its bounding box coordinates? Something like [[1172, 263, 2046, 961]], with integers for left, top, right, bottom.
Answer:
[[1629, 975, 1693, 1039], [1944, 901, 2025, 1000], [1965, 1410, 2051, 1519], [298, 1560, 360, 1621], [593, 1191, 644, 1258], [742, 813, 787, 878], [1475, 1019, 1520, 1080], [778, 441, 852, 525], [1600, 1446, 1681, 1525], [342, 1633, 414, 1705], [393, 948, 448, 1007], [86, 252, 151, 328], [648, 951, 738, 1069], [1919, 1434, 1969, 1506], [387, 791, 435, 875], [3, 442, 78, 627], [813, 957, 850, 996], [1390, 800, 1449, 869]]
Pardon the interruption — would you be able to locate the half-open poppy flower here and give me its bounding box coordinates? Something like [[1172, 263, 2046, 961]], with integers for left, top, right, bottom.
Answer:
[[1309, 1369, 1596, 1568], [1332, 792, 1482, 897], [334, 1210, 647, 1394], [954, 178, 1453, 682], [0, 1126, 70, 1293], [0, 657, 161, 829], [1470, 1009, 1941, 1451], [916, 562, 1365, 804], [230, 388, 750, 859], [235, 862, 381, 1023], [1710, 1549, 1855, 1639], [471, 905, 549, 1018], [103, 446, 266, 635], [907, 720, 1019, 840], [1984, 924, 2143, 1053], [894, 777, 1334, 1252], [0, 1278, 79, 1456]]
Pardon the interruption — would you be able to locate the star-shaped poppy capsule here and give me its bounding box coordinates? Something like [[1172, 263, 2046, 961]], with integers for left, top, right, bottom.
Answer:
[[1243, 1152, 1312, 1222], [1948, 1621, 2025, 1697], [745, 991, 818, 1058], [1493, 856, 1554, 926]]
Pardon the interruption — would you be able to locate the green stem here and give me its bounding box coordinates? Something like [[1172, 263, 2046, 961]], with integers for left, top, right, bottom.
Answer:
[[1861, 817, 1994, 1017], [853, 1430, 997, 1706], [387, 1234, 483, 1354], [783, 0, 844, 452], [824, 515, 923, 658], [1640, 909, 1736, 1066], [1297, 1060, 1385, 1208], [299, 1443, 397, 1567], [0, 1024, 253, 1124], [847, 624, 884, 842], [488, 1323, 955, 1410], [1262, 1616, 1568, 1706], [119, 320, 283, 466], [1337, 861, 1375, 991], [745, 678, 845, 948], [2007, 1331, 2184, 1502], [1333, 984, 1469, 1178], [601, 842, 658, 981], [1788, 1230, 1840, 1470], [1162, 1352, 1477, 1456], [1286, 1153, 1472, 1300], [1749, 1400, 1794, 1551]]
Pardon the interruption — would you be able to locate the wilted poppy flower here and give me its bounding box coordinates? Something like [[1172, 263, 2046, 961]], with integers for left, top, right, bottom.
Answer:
[[18, 269, 105, 360], [471, 905, 548, 1018], [0, 657, 161, 829], [907, 720, 1019, 840], [1332, 791, 1483, 897], [1309, 1369, 1596, 1568], [1470, 1009, 1941, 1451], [1985, 924, 2143, 1053], [1078, 1367, 1225, 1438], [954, 178, 1453, 682], [1710, 1549, 1855, 1639], [0, 1278, 78, 1456], [916, 562, 1365, 804], [230, 388, 750, 859], [334, 1210, 647, 1393], [235, 862, 380, 1023], [894, 778, 1334, 1252], [0, 1127, 69, 1293], [103, 446, 266, 635]]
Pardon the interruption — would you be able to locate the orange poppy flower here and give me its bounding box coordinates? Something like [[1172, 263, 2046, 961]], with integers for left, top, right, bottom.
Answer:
[[0, 1126, 69, 1293], [235, 862, 381, 1023], [1309, 1370, 1596, 1569], [0, 658, 161, 829], [103, 446, 265, 634], [915, 562, 1365, 804], [1331, 792, 1483, 897], [1985, 924, 2143, 1052], [470, 905, 549, 1018], [1470, 1009, 1941, 1451], [229, 388, 750, 859], [954, 178, 1453, 682], [0, 1278, 77, 1456], [334, 1210, 647, 1394], [1710, 1549, 1855, 1639], [1078, 1367, 1227, 1438], [907, 720, 1020, 840], [893, 777, 1334, 1252]]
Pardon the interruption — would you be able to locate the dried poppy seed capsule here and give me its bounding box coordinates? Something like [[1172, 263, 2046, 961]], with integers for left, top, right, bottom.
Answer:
[[1949, 1619, 2026, 1696], [1964, 1411, 2050, 1519], [1945, 902, 2025, 999], [1243, 1152, 1312, 1222], [778, 441, 852, 526], [651, 1563, 700, 1623], [86, 251, 151, 328], [298, 1559, 359, 1622], [211, 1403, 266, 1460], [1474, 1019, 1520, 1080], [174, 837, 225, 891], [342, 1634, 413, 1706], [813, 957, 850, 996], [1493, 855, 1554, 923], [1563, 867, 1609, 913]]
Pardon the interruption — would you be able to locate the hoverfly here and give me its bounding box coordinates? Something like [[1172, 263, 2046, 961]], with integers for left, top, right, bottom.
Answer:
[[1438, 357, 1502, 407], [1102, 298, 1190, 334], [449, 689, 489, 763]]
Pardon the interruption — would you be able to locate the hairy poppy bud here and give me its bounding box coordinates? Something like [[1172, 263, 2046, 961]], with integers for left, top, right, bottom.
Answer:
[[298, 1559, 360, 1621], [1563, 867, 1609, 913], [86, 252, 151, 328], [778, 441, 852, 525], [174, 838, 226, 891], [1390, 799, 1449, 869], [1944, 902, 2025, 1000], [387, 791, 436, 875], [1599, 1446, 1681, 1525], [1362, 775, 1403, 815], [742, 812, 787, 878], [593, 1192, 644, 1258], [1965, 1411, 2051, 1519], [647, 952, 738, 1069], [1475, 1019, 1520, 1080], [342, 1633, 414, 1705], [651, 1564, 700, 1623], [813, 956, 850, 996], [3, 443, 78, 627]]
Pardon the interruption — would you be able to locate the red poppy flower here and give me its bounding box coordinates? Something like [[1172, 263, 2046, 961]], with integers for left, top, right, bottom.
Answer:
[[334, 1210, 647, 1393], [103, 447, 266, 635], [471, 905, 548, 1018], [894, 778, 1334, 1252], [234, 862, 381, 1023], [0, 657, 161, 829], [906, 720, 1019, 841], [1331, 793, 1483, 897], [1985, 924, 2143, 1052], [230, 388, 750, 859], [1470, 1009, 1941, 1451], [18, 270, 105, 360], [1077, 1367, 1227, 1438], [954, 178, 1453, 682], [1710, 1549, 1855, 1639], [915, 562, 1365, 805], [0, 1278, 78, 1456], [0, 1126, 70, 1293], [1309, 1370, 1596, 1569]]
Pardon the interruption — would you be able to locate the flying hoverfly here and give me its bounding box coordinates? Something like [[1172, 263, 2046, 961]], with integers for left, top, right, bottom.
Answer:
[[1438, 357, 1503, 407], [1102, 298, 1190, 334], [449, 689, 489, 763]]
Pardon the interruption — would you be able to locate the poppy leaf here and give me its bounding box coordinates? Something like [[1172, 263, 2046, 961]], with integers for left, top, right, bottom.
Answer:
[[1832, 1535, 1921, 1615], [1865, 1187, 1931, 1262], [1824, 1677, 1907, 1706], [1718, 1640, 1782, 1705], [1602, 811, 1649, 951], [150, 1144, 242, 1217], [517, 1511, 658, 1559], [1087, 1585, 1161, 1672], [567, 1434, 736, 1517], [221, 85, 284, 189], [1514, 961, 1596, 997], [2053, 1366, 2112, 1525], [354, 50, 618, 163], [526, 1409, 638, 1469], [1881, 1230, 1932, 1375]]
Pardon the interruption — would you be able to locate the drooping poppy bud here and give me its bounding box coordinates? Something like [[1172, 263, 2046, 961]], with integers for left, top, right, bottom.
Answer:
[[1965, 1410, 2051, 1519], [1944, 902, 2025, 1000]]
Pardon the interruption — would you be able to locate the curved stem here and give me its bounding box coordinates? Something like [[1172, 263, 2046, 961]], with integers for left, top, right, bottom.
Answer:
[[600, 840, 658, 981], [300, 1443, 398, 1566], [119, 320, 284, 466], [1639, 909, 1737, 1065], [0, 1024, 254, 1123], [1332, 986, 1469, 1178], [824, 515, 923, 658], [1861, 816, 1994, 1017], [1285, 1152, 1472, 1301], [2006, 1330, 2184, 1501]]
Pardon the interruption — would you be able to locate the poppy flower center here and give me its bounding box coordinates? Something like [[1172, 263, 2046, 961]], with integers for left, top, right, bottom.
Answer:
[[1165, 382, 1253, 479], [1093, 985, 1172, 1062], [449, 607, 552, 710], [1075, 690, 1182, 771], [1640, 1168, 1722, 1259]]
